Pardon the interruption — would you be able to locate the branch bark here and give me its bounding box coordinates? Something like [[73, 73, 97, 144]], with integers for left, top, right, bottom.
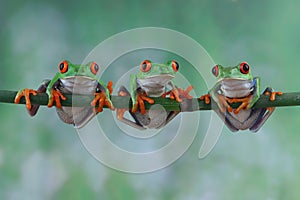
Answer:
[[1, 90, 300, 112]]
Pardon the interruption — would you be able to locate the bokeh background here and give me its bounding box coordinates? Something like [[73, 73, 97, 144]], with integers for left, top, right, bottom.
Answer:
[[1, 0, 300, 199]]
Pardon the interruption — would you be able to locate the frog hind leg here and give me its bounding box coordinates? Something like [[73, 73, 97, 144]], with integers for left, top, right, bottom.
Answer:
[[248, 107, 273, 132], [249, 87, 276, 132], [27, 80, 51, 116], [156, 111, 179, 129], [116, 86, 146, 130], [213, 108, 239, 132], [156, 90, 192, 128]]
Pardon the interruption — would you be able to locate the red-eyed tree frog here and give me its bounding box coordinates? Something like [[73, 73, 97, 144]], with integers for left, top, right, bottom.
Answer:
[[200, 62, 282, 132], [116, 60, 193, 130], [14, 60, 114, 128]]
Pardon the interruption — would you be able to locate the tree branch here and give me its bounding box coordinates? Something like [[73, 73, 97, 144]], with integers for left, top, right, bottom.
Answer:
[[1, 90, 300, 112]]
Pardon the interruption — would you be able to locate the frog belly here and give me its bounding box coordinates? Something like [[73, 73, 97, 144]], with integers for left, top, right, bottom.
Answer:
[[137, 75, 173, 97], [58, 76, 99, 128], [220, 78, 253, 98], [60, 76, 98, 94], [139, 84, 166, 97]]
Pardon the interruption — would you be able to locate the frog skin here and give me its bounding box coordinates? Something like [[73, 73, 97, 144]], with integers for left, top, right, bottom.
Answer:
[[14, 60, 114, 128], [200, 62, 282, 132], [116, 60, 193, 130]]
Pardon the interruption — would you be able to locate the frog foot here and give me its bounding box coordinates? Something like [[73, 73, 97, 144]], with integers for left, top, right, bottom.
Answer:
[[107, 81, 113, 95], [91, 92, 115, 113], [169, 88, 183, 102], [132, 92, 154, 115], [14, 88, 38, 110], [200, 94, 211, 104], [263, 88, 282, 111], [264, 90, 283, 101], [217, 95, 233, 113], [227, 96, 252, 114], [47, 89, 67, 109], [177, 85, 194, 99]]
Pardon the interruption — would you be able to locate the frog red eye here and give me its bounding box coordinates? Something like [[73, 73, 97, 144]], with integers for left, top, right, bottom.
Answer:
[[171, 60, 179, 72], [140, 60, 151, 72], [59, 60, 68, 73], [212, 65, 219, 77], [240, 62, 250, 74], [90, 62, 100, 75]]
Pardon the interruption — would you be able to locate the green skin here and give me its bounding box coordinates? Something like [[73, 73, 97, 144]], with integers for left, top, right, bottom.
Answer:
[[130, 61, 177, 109], [15, 60, 113, 128], [46, 60, 111, 101], [211, 63, 260, 110], [117, 60, 180, 130]]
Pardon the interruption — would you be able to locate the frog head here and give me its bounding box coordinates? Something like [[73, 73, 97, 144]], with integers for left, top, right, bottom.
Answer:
[[57, 60, 100, 79], [55, 60, 103, 95], [136, 60, 179, 81], [212, 62, 253, 81]]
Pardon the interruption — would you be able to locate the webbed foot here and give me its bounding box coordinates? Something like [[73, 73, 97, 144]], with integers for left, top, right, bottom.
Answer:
[[217, 95, 233, 113], [91, 92, 114, 113], [177, 85, 194, 99], [200, 93, 211, 104], [226, 96, 252, 114], [168, 88, 182, 102], [132, 92, 154, 115], [47, 89, 66, 108], [263, 87, 282, 111], [163, 86, 193, 101], [14, 89, 37, 110], [264, 90, 282, 101]]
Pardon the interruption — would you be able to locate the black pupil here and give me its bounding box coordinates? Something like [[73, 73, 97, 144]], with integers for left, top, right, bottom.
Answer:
[[242, 64, 249, 72], [174, 62, 179, 70], [59, 63, 65, 70], [212, 66, 217, 76], [142, 63, 147, 70], [94, 64, 99, 72]]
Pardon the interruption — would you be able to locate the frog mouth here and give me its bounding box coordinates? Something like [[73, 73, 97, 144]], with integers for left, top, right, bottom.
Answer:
[[219, 78, 255, 98]]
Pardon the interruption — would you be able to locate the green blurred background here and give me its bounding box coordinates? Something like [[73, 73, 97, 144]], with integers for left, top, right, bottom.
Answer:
[[1, 0, 300, 199]]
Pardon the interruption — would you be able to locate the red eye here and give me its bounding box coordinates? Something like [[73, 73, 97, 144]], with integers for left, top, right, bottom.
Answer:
[[240, 62, 250, 74], [140, 60, 152, 72], [212, 65, 219, 77], [171, 60, 179, 72], [90, 62, 100, 75], [59, 60, 68, 73]]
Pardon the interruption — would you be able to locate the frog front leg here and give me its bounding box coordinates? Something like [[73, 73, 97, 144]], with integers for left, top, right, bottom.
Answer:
[[249, 87, 282, 132], [45, 76, 67, 109], [130, 74, 154, 114], [116, 86, 146, 130], [200, 84, 233, 113], [91, 81, 115, 113], [14, 79, 51, 116], [225, 77, 260, 114], [165, 83, 194, 102]]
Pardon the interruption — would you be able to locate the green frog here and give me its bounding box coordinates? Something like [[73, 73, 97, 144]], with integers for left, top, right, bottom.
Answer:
[[200, 62, 282, 132], [15, 60, 114, 128], [117, 60, 193, 130]]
